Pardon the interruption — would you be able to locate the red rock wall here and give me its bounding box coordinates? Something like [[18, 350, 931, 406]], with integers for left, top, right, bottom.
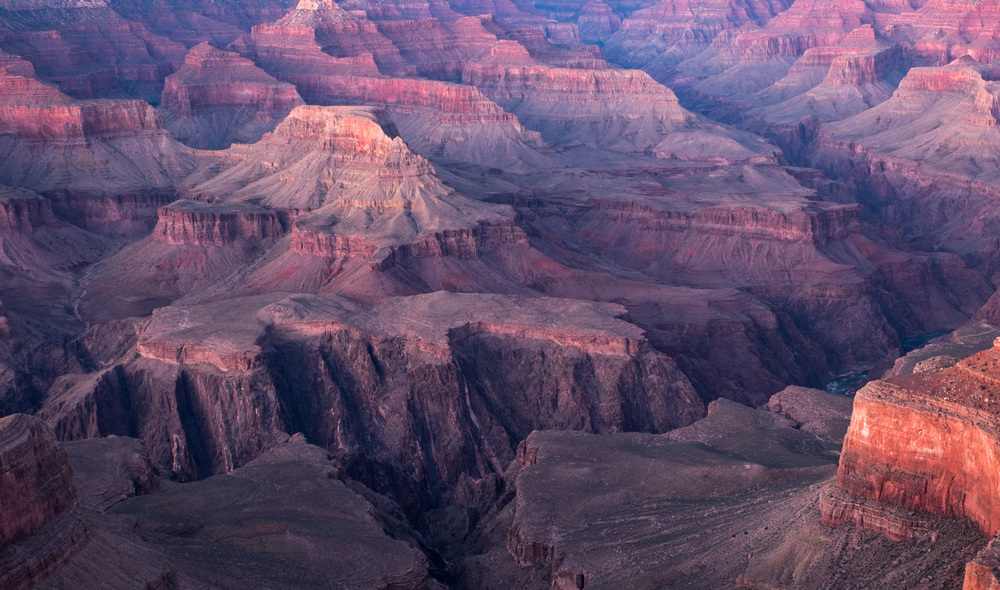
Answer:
[[0, 414, 78, 550], [153, 202, 285, 247], [835, 381, 1000, 537]]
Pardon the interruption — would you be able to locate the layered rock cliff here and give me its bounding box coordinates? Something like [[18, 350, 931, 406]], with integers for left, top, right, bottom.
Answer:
[[0, 5, 186, 101], [233, 12, 554, 170], [159, 43, 303, 149], [821, 336, 1000, 588], [462, 58, 779, 161], [187, 105, 527, 283], [41, 291, 705, 512], [829, 341, 1000, 538], [0, 414, 86, 590], [152, 200, 284, 247], [0, 70, 195, 193], [807, 56, 1000, 273]]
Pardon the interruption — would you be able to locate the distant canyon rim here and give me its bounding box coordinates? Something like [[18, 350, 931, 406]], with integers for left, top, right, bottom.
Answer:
[[3, 0, 1000, 587]]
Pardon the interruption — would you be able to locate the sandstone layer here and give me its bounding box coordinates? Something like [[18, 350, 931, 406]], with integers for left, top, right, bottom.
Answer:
[[822, 335, 1000, 588]]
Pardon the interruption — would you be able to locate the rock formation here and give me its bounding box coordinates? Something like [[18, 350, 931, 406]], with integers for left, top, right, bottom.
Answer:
[[0, 69, 195, 193], [808, 57, 1000, 274], [2, 0, 1000, 585], [0, 414, 86, 590], [159, 43, 304, 149], [822, 335, 1000, 588], [232, 10, 554, 170], [0, 4, 186, 101], [41, 291, 705, 512], [462, 50, 779, 161]]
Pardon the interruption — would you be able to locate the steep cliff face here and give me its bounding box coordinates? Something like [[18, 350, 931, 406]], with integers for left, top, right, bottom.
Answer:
[[0, 70, 195, 193], [152, 200, 284, 247], [0, 414, 86, 590], [159, 43, 303, 149], [0, 189, 56, 233], [829, 343, 1000, 538], [818, 335, 1000, 588], [40, 292, 705, 511], [0, 414, 77, 548]]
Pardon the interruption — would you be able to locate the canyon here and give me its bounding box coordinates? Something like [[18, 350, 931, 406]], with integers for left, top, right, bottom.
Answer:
[[1, 0, 1000, 587]]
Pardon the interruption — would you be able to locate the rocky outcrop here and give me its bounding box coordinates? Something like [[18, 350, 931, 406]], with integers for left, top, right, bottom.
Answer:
[[827, 342, 1000, 539], [0, 70, 195, 193], [249, 0, 411, 75], [966, 538, 1000, 590], [0, 414, 86, 590], [41, 292, 706, 512], [152, 200, 284, 247], [234, 17, 553, 169], [0, 414, 78, 548], [766, 385, 854, 444], [159, 43, 303, 149], [0, 188, 56, 233], [817, 334, 1000, 588], [806, 57, 1000, 274], [186, 106, 525, 279]]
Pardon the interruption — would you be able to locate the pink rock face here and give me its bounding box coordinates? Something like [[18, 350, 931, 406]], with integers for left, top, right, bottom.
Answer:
[[159, 43, 303, 148], [966, 539, 1000, 590], [162, 43, 302, 117], [822, 341, 1000, 588], [152, 201, 284, 247], [0, 6, 186, 101], [0, 70, 195, 192], [832, 347, 1000, 539]]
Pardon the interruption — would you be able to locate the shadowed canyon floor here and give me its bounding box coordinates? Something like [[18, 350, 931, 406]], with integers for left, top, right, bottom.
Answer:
[[4, 0, 1000, 586]]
